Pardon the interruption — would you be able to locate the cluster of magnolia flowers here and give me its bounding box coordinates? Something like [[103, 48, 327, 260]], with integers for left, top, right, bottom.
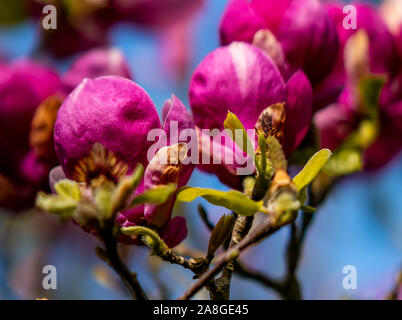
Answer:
[[0, 0, 401, 299]]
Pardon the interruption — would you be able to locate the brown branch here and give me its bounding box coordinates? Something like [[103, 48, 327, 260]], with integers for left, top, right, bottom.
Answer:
[[178, 206, 296, 300], [214, 174, 269, 299]]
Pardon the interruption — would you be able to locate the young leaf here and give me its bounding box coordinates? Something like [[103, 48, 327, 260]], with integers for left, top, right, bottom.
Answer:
[[36, 192, 78, 217], [323, 149, 362, 176], [293, 149, 332, 191], [111, 164, 144, 214], [54, 179, 81, 200], [177, 187, 263, 216], [130, 183, 176, 207], [207, 214, 235, 257], [121, 226, 167, 252], [224, 111, 254, 157]]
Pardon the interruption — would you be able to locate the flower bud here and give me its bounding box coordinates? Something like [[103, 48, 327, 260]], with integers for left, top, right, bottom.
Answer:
[[62, 48, 132, 93], [54, 76, 161, 183], [219, 0, 339, 85]]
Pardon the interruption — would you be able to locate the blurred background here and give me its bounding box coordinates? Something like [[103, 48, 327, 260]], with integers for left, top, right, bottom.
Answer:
[[0, 0, 400, 299]]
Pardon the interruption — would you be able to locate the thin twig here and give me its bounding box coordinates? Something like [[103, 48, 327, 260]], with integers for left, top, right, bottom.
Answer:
[[280, 190, 318, 299], [98, 225, 148, 300], [233, 260, 283, 293], [198, 204, 215, 231]]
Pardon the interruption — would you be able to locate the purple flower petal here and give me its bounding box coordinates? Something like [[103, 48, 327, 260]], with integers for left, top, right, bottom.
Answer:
[[276, 0, 339, 85], [219, 0, 265, 45], [364, 121, 402, 171], [143, 143, 191, 226], [49, 165, 67, 194], [314, 103, 358, 151], [162, 94, 195, 147], [62, 47, 132, 94], [283, 71, 313, 156], [19, 150, 49, 186], [0, 60, 60, 149], [158, 216, 187, 248], [250, 0, 291, 34], [322, 1, 398, 107], [196, 128, 247, 190]]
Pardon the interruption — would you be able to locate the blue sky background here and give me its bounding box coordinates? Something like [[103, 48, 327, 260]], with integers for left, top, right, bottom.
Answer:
[[0, 0, 400, 299]]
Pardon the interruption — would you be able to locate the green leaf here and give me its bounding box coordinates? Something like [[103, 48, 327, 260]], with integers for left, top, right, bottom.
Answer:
[[35, 192, 77, 217], [293, 149, 332, 191], [37, 179, 81, 217], [130, 183, 176, 207], [54, 179, 81, 201], [224, 111, 255, 157], [323, 149, 362, 176], [177, 187, 263, 216]]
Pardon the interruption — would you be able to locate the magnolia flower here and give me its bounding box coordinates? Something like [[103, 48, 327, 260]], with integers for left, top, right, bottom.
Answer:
[[219, 0, 339, 85], [0, 48, 133, 211], [54, 76, 193, 247], [189, 42, 312, 188], [112, 0, 203, 28], [0, 60, 61, 209], [315, 83, 402, 171], [315, 1, 398, 110]]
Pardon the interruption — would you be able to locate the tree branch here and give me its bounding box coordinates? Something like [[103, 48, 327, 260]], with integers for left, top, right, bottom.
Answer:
[[178, 205, 296, 300], [214, 175, 269, 299]]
